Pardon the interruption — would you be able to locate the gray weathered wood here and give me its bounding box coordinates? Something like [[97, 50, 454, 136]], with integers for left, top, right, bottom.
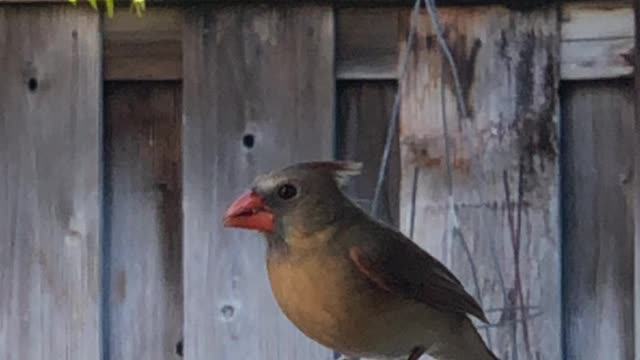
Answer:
[[337, 81, 400, 226], [562, 80, 634, 360], [561, 1, 634, 80], [105, 82, 183, 360], [397, 6, 561, 359], [182, 5, 335, 359], [0, 6, 102, 360], [336, 9, 400, 80], [0, 0, 557, 6], [634, 1, 640, 358], [94, 2, 633, 81]]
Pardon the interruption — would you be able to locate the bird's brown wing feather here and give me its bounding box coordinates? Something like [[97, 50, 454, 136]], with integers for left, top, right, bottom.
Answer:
[[349, 229, 488, 323]]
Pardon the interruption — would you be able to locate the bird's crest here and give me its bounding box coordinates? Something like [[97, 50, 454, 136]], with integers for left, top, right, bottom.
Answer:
[[288, 160, 363, 186]]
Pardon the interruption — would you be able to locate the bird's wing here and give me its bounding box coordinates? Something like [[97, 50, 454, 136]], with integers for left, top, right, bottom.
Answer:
[[349, 229, 488, 323]]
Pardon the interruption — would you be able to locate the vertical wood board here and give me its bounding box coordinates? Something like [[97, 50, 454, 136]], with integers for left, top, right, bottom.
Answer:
[[634, 1, 640, 359], [104, 82, 183, 360], [182, 5, 335, 359], [337, 81, 400, 226], [561, 80, 634, 360], [0, 6, 102, 360], [398, 6, 561, 359]]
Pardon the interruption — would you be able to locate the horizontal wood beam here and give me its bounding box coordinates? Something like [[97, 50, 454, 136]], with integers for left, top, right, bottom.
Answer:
[[7, 1, 628, 81], [335, 1, 635, 80], [561, 1, 634, 80], [103, 7, 182, 80], [0, 0, 555, 7]]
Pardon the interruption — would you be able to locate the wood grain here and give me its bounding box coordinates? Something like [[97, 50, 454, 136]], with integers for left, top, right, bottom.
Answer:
[[561, 1, 635, 80], [103, 7, 182, 80], [634, 1, 640, 358], [0, 0, 559, 6], [94, 2, 633, 81], [397, 6, 561, 359], [561, 80, 634, 360], [336, 81, 400, 226], [0, 6, 102, 360], [182, 4, 335, 359], [104, 82, 183, 360], [336, 9, 400, 80]]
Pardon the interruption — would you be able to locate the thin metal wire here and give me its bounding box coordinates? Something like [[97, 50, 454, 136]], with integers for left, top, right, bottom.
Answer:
[[367, 0, 541, 352], [424, 0, 468, 120], [439, 50, 491, 348], [371, 0, 422, 217]]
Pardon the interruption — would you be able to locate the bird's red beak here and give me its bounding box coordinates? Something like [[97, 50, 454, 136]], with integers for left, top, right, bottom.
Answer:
[[223, 191, 274, 233]]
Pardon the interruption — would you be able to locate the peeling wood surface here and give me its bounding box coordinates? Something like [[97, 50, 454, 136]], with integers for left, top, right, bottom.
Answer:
[[397, 6, 561, 359], [561, 1, 635, 80], [182, 5, 335, 359], [104, 82, 183, 360], [337, 81, 400, 225], [0, 6, 102, 360], [561, 80, 634, 360], [103, 7, 182, 80]]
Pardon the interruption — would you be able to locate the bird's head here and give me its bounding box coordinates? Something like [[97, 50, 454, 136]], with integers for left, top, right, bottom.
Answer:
[[223, 161, 362, 239]]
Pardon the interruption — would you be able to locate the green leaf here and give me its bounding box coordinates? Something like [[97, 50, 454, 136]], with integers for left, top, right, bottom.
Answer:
[[131, 0, 146, 17], [106, 0, 115, 18], [67, 0, 146, 17]]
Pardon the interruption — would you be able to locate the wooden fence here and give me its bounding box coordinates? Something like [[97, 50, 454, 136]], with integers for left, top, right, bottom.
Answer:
[[0, 1, 637, 359]]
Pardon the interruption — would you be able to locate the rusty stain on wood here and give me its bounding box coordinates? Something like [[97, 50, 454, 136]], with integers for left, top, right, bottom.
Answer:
[[398, 5, 561, 359]]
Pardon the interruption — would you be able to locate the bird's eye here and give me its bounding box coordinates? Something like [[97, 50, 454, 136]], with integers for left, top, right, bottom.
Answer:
[[277, 183, 297, 200]]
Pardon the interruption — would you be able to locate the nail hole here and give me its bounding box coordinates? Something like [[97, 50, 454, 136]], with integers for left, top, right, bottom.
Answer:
[[220, 304, 235, 319], [242, 134, 255, 149], [27, 78, 38, 92], [176, 340, 183, 357]]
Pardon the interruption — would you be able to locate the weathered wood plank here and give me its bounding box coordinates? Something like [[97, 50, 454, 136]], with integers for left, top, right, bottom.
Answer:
[[95, 1, 632, 81], [336, 9, 400, 79], [0, 6, 102, 360], [182, 5, 335, 359], [103, 7, 182, 80], [398, 6, 561, 359], [561, 1, 634, 80], [561, 80, 634, 360], [336, 81, 400, 225], [0, 0, 557, 6], [104, 82, 183, 360], [634, 1, 640, 358]]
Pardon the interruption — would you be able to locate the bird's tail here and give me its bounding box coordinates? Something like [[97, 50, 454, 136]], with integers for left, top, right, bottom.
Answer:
[[427, 317, 500, 360]]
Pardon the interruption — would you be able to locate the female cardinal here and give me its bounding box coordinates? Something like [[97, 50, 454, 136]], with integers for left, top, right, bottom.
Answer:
[[223, 161, 499, 360]]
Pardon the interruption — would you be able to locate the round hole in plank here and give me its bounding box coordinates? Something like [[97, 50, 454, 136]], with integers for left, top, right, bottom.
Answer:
[[27, 78, 38, 92], [220, 304, 235, 320], [176, 340, 183, 357], [242, 134, 255, 149]]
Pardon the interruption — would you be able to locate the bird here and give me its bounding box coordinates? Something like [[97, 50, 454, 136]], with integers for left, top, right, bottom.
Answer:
[[223, 160, 499, 360]]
